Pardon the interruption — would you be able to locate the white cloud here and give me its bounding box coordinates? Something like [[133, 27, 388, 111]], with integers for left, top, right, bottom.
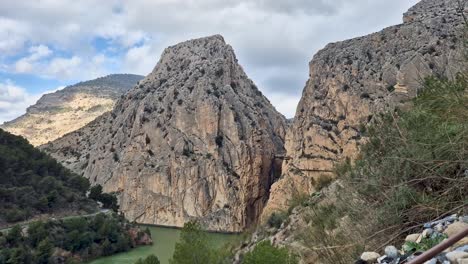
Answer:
[[0, 0, 421, 118], [0, 80, 41, 123], [15, 44, 53, 73], [122, 44, 160, 75]]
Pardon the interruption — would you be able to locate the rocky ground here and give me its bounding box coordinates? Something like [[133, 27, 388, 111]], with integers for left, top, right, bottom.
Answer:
[[358, 215, 468, 264]]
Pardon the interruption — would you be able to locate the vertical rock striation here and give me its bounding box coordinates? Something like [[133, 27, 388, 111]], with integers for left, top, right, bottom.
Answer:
[[263, 0, 467, 218], [43, 35, 287, 232]]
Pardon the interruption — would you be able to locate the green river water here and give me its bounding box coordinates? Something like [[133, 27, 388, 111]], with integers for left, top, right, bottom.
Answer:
[[88, 226, 239, 264]]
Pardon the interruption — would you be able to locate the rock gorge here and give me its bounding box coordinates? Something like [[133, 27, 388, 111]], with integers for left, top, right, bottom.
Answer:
[[263, 0, 467, 218], [43, 35, 287, 232], [1, 74, 143, 146], [42, 0, 466, 233]]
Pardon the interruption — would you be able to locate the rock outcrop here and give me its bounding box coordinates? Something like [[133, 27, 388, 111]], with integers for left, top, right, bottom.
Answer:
[[1, 74, 143, 146], [263, 0, 467, 218], [43, 35, 287, 232]]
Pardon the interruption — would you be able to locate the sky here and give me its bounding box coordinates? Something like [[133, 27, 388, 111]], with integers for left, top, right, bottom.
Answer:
[[0, 0, 420, 123]]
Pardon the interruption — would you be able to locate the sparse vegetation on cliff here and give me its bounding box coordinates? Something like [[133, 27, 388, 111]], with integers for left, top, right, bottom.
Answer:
[[298, 73, 468, 263]]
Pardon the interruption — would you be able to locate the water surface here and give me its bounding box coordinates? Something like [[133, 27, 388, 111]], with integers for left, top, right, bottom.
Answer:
[[88, 225, 238, 264]]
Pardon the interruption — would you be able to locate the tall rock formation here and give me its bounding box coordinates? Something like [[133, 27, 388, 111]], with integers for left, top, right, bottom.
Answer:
[[43, 35, 287, 232], [1, 74, 143, 146], [263, 0, 467, 217]]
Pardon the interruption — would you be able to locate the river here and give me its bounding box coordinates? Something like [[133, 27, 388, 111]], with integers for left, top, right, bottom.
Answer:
[[88, 225, 239, 264]]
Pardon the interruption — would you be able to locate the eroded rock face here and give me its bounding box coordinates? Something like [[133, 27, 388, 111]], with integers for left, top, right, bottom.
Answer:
[[43, 35, 287, 232], [263, 0, 467, 218], [1, 74, 143, 146]]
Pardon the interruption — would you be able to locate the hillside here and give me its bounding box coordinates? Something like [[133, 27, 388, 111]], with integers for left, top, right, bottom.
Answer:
[[42, 35, 287, 232], [0, 128, 95, 225], [1, 74, 143, 146]]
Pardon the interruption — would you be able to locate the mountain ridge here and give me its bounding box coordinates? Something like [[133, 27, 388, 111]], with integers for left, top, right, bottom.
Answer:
[[1, 74, 144, 146]]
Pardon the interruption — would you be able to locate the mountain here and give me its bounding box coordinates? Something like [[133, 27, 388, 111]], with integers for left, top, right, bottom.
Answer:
[[262, 0, 467, 218], [42, 35, 287, 232], [1, 74, 144, 146]]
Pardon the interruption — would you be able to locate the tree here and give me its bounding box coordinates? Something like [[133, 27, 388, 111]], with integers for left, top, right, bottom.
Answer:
[[135, 254, 161, 264], [89, 185, 103, 200], [170, 221, 213, 264], [34, 239, 53, 264], [242, 241, 298, 264], [6, 225, 22, 247]]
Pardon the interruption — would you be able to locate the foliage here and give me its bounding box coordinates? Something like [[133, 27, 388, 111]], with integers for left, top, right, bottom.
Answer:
[[88, 185, 119, 212], [242, 241, 298, 264], [0, 213, 139, 263], [267, 212, 288, 229], [135, 254, 161, 264], [170, 221, 232, 264], [403, 233, 447, 253], [0, 129, 95, 223], [299, 73, 468, 263]]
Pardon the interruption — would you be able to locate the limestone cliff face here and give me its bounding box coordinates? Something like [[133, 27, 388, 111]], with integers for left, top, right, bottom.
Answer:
[[263, 0, 467, 217], [1, 74, 143, 146], [43, 35, 287, 232]]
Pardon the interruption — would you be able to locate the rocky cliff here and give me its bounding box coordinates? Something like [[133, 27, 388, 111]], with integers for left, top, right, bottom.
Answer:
[[42, 35, 287, 232], [263, 0, 467, 218], [1, 74, 143, 146]]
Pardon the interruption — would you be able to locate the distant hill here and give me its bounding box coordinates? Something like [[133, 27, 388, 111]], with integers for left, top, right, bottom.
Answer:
[[1, 74, 144, 146], [0, 128, 95, 225]]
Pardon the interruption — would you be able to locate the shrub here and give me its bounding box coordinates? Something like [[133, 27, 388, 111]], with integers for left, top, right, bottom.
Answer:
[[243, 241, 298, 264], [267, 212, 287, 229], [299, 73, 468, 263]]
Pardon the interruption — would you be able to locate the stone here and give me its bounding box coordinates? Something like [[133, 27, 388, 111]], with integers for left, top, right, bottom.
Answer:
[[385, 246, 399, 259], [1, 74, 143, 146], [454, 245, 468, 252], [360, 252, 380, 263], [460, 216, 468, 223], [42, 35, 287, 232], [446, 251, 468, 263], [422, 228, 434, 238], [406, 233, 421, 243], [457, 259, 468, 264], [423, 259, 437, 264], [444, 222, 468, 238], [436, 223, 445, 233], [262, 0, 467, 217]]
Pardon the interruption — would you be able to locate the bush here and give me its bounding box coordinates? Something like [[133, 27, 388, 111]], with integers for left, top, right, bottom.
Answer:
[[243, 241, 298, 264], [267, 212, 287, 229], [135, 254, 160, 264], [299, 73, 468, 263]]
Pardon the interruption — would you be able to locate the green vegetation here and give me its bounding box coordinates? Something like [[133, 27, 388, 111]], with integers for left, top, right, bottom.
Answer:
[[89, 185, 119, 212], [0, 129, 95, 223], [403, 233, 447, 252], [243, 241, 298, 264], [169, 221, 231, 264], [298, 73, 468, 263], [135, 254, 160, 264], [0, 213, 143, 264]]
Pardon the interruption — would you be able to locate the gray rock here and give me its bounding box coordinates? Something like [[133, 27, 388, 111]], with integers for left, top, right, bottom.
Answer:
[[446, 251, 468, 263], [264, 0, 467, 215], [385, 246, 399, 259], [42, 35, 287, 232], [361, 252, 381, 263]]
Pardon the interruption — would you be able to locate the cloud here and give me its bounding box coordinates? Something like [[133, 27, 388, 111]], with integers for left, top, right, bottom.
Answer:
[[15, 45, 53, 73], [0, 80, 41, 123], [0, 0, 421, 119]]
